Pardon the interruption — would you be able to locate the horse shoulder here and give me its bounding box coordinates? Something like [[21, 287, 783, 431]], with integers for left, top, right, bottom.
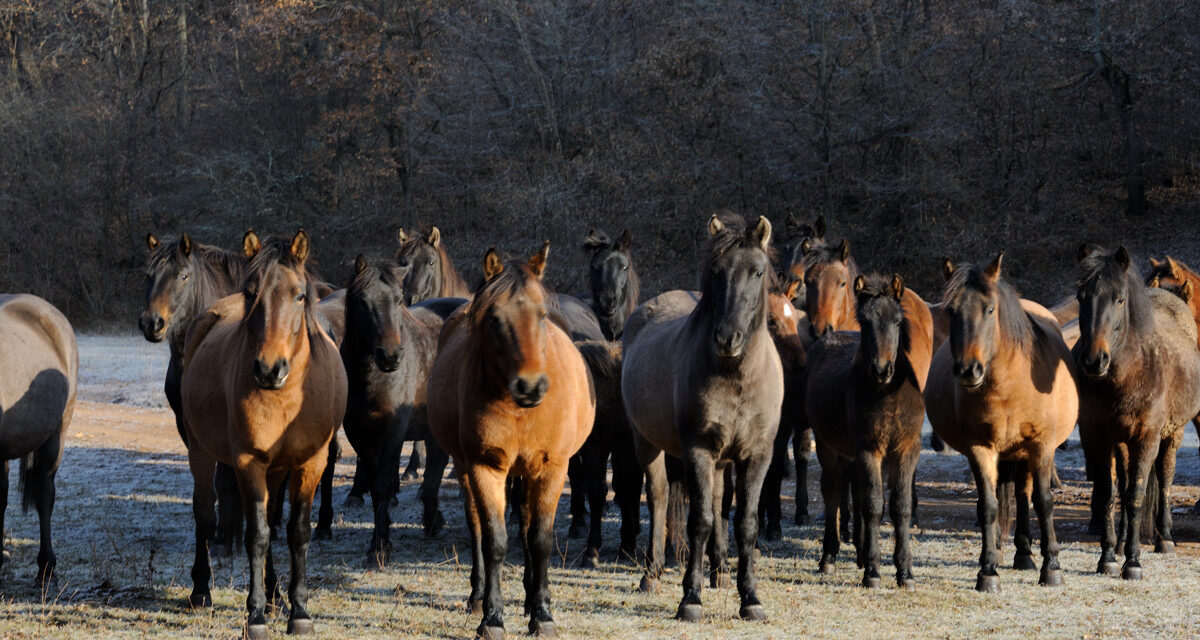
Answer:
[[901, 289, 934, 390], [183, 294, 242, 368]]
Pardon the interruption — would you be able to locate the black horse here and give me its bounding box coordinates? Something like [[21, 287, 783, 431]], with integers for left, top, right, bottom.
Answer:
[[582, 228, 640, 341]]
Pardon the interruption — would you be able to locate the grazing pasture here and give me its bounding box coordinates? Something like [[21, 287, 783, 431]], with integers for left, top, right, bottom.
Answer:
[[0, 336, 1197, 639]]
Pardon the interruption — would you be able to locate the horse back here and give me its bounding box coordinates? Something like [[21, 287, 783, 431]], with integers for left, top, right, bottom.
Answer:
[[620, 291, 699, 456], [1147, 289, 1200, 428], [317, 289, 346, 347], [0, 295, 77, 453]]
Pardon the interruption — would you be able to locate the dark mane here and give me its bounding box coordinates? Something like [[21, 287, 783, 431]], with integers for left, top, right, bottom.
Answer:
[[943, 261, 1034, 354], [146, 239, 245, 281], [469, 260, 539, 324], [699, 212, 778, 294], [804, 242, 858, 277], [855, 273, 908, 345], [242, 237, 321, 335], [1080, 248, 1155, 333], [350, 258, 403, 296]]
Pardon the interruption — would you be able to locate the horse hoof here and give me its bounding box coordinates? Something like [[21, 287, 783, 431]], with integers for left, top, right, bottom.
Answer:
[[1013, 554, 1036, 571], [210, 543, 232, 558], [975, 573, 1000, 593], [897, 577, 916, 589], [579, 552, 599, 569], [287, 618, 315, 635], [188, 592, 213, 609], [568, 524, 587, 539], [468, 599, 484, 616], [818, 562, 835, 575], [343, 494, 364, 508], [795, 513, 810, 526], [638, 575, 659, 594], [1097, 561, 1120, 577], [862, 574, 882, 589], [529, 620, 557, 637], [763, 527, 782, 542], [1121, 564, 1143, 581], [402, 471, 420, 481], [710, 572, 731, 589], [476, 625, 505, 640], [1039, 568, 1064, 587], [312, 528, 332, 542], [424, 511, 446, 538], [739, 604, 767, 621], [675, 603, 702, 623], [244, 623, 269, 640], [1155, 540, 1175, 554]]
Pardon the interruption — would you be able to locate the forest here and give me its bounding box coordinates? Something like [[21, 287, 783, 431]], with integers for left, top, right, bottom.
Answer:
[[0, 0, 1197, 324]]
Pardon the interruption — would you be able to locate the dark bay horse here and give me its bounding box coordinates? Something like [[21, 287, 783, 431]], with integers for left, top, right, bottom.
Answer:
[[1075, 246, 1200, 580], [0, 294, 77, 589], [623, 213, 782, 622], [181, 231, 347, 638], [395, 227, 472, 304], [341, 255, 465, 561], [427, 243, 594, 639], [777, 214, 827, 304], [926, 254, 1077, 592], [806, 274, 932, 587], [582, 228, 639, 341]]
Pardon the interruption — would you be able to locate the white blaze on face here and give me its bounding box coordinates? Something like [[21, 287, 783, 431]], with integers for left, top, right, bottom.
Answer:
[[782, 304, 793, 319]]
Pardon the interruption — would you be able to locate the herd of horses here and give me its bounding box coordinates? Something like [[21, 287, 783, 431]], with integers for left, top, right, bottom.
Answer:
[[1, 212, 1199, 639]]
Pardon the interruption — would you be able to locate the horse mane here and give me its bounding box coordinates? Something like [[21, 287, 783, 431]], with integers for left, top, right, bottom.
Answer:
[[1079, 248, 1155, 334], [854, 273, 910, 347], [349, 258, 403, 297], [803, 241, 859, 279], [437, 243, 469, 294], [242, 237, 322, 337], [943, 261, 1034, 354], [146, 239, 246, 282], [469, 258, 539, 323], [698, 212, 778, 296]]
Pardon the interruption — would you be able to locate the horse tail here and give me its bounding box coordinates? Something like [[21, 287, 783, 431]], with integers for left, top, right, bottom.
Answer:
[[1142, 456, 1161, 543], [18, 451, 37, 512], [665, 456, 688, 563], [996, 460, 1016, 544]]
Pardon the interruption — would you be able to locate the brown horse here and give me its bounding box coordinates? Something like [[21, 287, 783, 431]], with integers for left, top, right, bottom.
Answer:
[[925, 254, 1077, 592], [0, 294, 77, 589], [395, 226, 472, 304], [1074, 245, 1200, 579], [1146, 255, 1200, 487], [777, 214, 827, 304], [427, 243, 594, 640], [806, 274, 932, 587], [623, 213, 782, 623], [181, 231, 347, 638]]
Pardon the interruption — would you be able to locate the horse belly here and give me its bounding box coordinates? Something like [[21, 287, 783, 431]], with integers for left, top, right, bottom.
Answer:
[[621, 324, 684, 456]]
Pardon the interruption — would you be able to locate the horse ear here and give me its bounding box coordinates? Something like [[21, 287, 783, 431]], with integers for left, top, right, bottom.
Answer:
[[783, 279, 801, 300], [1149, 276, 1160, 289], [941, 258, 956, 281], [1181, 280, 1195, 303], [1114, 246, 1131, 271], [983, 252, 1004, 285], [290, 229, 310, 264], [837, 239, 850, 263], [891, 273, 904, 300], [814, 215, 827, 239], [483, 248, 504, 281], [528, 241, 550, 280], [753, 216, 772, 251], [617, 228, 633, 251], [708, 214, 725, 237], [1149, 257, 1163, 270], [785, 213, 801, 233], [1076, 243, 1091, 264], [243, 229, 262, 258], [179, 233, 193, 256], [354, 254, 368, 274], [145, 233, 159, 252], [1166, 256, 1181, 278], [801, 238, 814, 253], [396, 228, 408, 245], [853, 274, 866, 296], [428, 226, 441, 248], [582, 227, 606, 251]]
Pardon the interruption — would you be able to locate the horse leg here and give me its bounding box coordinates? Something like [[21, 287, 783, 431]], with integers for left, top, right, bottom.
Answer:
[[707, 463, 730, 589], [214, 463, 243, 555], [610, 437, 643, 563], [313, 436, 338, 541], [419, 438, 449, 537], [854, 451, 884, 589], [402, 439, 425, 481], [28, 435, 61, 592], [1153, 433, 1180, 553], [851, 460, 866, 570], [1114, 444, 1129, 552], [264, 470, 288, 618], [369, 427, 405, 566], [237, 462, 272, 640], [1012, 463, 1036, 571], [929, 431, 946, 453], [793, 427, 811, 525], [1031, 453, 1064, 586], [636, 435, 667, 593], [346, 450, 369, 508], [665, 456, 688, 564], [966, 447, 1001, 592], [676, 445, 716, 623], [1122, 437, 1161, 580], [1193, 417, 1200, 514], [467, 464, 510, 640], [0, 460, 7, 575], [733, 453, 770, 621], [284, 454, 323, 635], [1083, 438, 1119, 575], [759, 422, 789, 541], [523, 466, 568, 637], [567, 454, 588, 539], [889, 445, 917, 587], [187, 450, 217, 608], [579, 436, 608, 568], [840, 470, 854, 545], [459, 464, 485, 615], [816, 444, 843, 573]]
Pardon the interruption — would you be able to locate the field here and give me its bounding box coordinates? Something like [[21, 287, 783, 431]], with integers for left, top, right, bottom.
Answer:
[[1, 336, 1198, 639]]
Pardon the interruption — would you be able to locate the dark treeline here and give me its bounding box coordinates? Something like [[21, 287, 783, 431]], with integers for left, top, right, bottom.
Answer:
[[1, 0, 1198, 325]]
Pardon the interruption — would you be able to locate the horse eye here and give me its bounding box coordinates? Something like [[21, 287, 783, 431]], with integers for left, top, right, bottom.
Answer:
[[427, 260, 435, 266], [179, 273, 189, 281], [839, 281, 846, 288], [296, 293, 307, 303], [754, 270, 763, 278], [622, 265, 628, 271], [1117, 297, 1126, 305], [986, 306, 995, 315]]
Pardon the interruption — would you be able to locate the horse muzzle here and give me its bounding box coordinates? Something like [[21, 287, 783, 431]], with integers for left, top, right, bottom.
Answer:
[[953, 360, 985, 389], [1078, 349, 1111, 378], [810, 324, 833, 342], [138, 311, 168, 343], [253, 357, 291, 390], [714, 329, 745, 359], [871, 361, 895, 386], [510, 374, 549, 408], [374, 346, 403, 372]]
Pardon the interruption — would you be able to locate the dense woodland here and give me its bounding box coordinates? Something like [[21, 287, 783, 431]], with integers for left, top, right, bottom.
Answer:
[[1, 0, 1198, 325]]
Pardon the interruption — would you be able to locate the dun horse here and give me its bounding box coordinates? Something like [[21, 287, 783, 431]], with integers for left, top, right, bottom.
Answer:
[[805, 274, 932, 587], [181, 232, 347, 638], [1074, 246, 1200, 579], [427, 243, 594, 639], [623, 213, 782, 622], [395, 227, 472, 304], [925, 254, 1077, 591], [0, 294, 77, 589]]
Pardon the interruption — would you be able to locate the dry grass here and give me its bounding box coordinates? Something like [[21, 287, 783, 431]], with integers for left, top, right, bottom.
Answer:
[[1, 337, 1198, 639]]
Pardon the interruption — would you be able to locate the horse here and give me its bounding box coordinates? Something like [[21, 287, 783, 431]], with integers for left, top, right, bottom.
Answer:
[[1146, 256, 1200, 493], [582, 228, 639, 341], [180, 231, 347, 638], [925, 253, 1077, 592], [1074, 245, 1200, 580], [427, 242, 594, 639], [0, 294, 77, 589], [340, 255, 465, 561], [623, 213, 782, 622], [759, 281, 813, 539], [776, 214, 828, 305], [805, 273, 932, 587], [395, 226, 472, 304]]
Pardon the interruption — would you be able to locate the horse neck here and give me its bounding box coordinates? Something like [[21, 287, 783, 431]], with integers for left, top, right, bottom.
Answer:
[[439, 250, 470, 297], [167, 258, 230, 353]]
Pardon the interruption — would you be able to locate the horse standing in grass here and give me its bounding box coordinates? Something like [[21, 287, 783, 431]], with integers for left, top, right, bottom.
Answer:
[[806, 274, 932, 587], [925, 254, 1077, 592], [427, 243, 594, 639], [1146, 256, 1200, 470], [1074, 246, 1200, 579], [0, 294, 77, 589], [181, 231, 346, 638], [623, 213, 782, 622]]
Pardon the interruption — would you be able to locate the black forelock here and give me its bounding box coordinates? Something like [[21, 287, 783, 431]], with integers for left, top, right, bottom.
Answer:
[[701, 211, 778, 291], [1079, 247, 1154, 331], [943, 259, 1034, 353]]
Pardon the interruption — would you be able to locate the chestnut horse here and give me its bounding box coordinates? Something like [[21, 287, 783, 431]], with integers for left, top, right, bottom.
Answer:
[[1074, 246, 1200, 580], [0, 294, 77, 589], [427, 243, 594, 639], [806, 274, 932, 587], [623, 213, 782, 622], [181, 231, 347, 638], [926, 254, 1077, 592]]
